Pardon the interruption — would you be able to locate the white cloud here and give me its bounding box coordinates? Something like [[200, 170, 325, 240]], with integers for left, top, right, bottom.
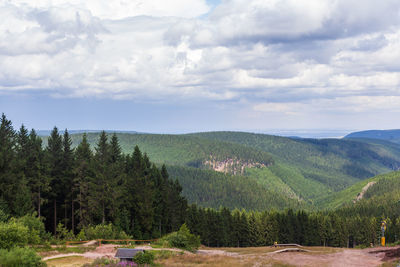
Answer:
[[9, 0, 210, 19], [1, 0, 400, 127]]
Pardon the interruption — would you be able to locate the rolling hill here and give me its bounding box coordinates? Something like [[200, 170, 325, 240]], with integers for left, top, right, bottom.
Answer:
[[345, 129, 400, 144], [42, 131, 400, 211]]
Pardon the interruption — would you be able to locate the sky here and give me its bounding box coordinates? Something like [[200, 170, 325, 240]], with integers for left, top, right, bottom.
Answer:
[[1, 0, 400, 134]]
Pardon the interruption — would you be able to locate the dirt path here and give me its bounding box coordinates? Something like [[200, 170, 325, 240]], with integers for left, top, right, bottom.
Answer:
[[194, 246, 398, 267], [197, 249, 238, 256], [43, 244, 118, 261]]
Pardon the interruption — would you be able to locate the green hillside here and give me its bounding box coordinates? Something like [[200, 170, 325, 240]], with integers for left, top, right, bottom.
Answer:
[[41, 131, 400, 211], [166, 165, 305, 210], [333, 170, 400, 218], [190, 132, 400, 192]]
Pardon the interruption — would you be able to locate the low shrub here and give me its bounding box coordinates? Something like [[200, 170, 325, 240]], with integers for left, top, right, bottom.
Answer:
[[55, 223, 75, 240], [0, 221, 29, 249], [133, 251, 154, 265], [157, 224, 200, 252], [12, 213, 47, 244], [0, 247, 46, 267]]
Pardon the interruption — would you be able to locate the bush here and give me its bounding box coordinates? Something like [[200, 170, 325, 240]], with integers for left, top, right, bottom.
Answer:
[[12, 213, 47, 244], [0, 247, 46, 267], [0, 221, 29, 249], [157, 224, 200, 252], [78, 223, 131, 240], [133, 251, 154, 264], [56, 223, 75, 240]]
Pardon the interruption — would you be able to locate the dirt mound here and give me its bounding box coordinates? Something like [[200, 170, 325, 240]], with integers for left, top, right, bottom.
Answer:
[[369, 247, 400, 261]]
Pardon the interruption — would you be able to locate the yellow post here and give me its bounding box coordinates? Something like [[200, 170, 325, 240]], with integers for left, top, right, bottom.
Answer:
[[381, 237, 385, 247]]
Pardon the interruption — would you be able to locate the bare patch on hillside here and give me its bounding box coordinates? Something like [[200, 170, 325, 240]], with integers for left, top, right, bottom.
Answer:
[[203, 156, 268, 175], [354, 182, 376, 203]]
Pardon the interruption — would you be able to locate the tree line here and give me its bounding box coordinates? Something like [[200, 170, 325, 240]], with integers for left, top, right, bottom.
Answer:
[[186, 205, 391, 248], [0, 114, 186, 239]]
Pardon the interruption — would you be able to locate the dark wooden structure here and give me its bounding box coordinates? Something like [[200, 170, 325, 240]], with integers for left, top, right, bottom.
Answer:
[[115, 248, 144, 262]]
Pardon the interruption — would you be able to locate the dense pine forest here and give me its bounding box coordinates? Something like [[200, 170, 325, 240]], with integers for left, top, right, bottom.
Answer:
[[0, 114, 186, 238], [2, 113, 400, 251]]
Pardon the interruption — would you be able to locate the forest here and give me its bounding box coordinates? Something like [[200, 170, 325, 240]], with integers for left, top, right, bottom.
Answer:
[[1, 113, 400, 255], [0, 114, 186, 239]]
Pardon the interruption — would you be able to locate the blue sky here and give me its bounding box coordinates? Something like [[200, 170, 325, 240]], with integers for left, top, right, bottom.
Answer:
[[1, 0, 400, 134]]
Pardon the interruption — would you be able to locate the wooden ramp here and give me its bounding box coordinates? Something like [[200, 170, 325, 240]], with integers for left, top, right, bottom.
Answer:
[[272, 243, 303, 248], [272, 248, 311, 254]]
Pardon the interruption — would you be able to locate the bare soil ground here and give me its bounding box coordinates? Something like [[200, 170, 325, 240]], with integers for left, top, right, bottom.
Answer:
[[42, 242, 400, 267], [194, 245, 400, 267]]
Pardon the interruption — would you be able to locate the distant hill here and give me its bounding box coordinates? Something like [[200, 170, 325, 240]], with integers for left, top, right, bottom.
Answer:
[[41, 131, 400, 211], [345, 129, 400, 144]]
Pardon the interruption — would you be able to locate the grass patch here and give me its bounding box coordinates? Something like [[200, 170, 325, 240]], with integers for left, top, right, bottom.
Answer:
[[46, 256, 93, 267], [380, 261, 400, 267]]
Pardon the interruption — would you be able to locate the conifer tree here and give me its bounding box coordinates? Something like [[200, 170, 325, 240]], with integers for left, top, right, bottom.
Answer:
[[13, 125, 33, 216], [92, 131, 110, 224], [108, 133, 124, 224], [62, 129, 75, 230], [46, 126, 64, 234], [0, 114, 16, 215], [73, 133, 93, 229], [27, 129, 48, 218]]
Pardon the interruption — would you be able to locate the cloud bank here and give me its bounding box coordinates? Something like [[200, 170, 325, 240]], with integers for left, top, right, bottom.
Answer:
[[1, 0, 400, 128]]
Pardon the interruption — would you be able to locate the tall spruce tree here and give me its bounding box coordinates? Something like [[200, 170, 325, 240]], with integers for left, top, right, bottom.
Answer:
[[46, 127, 64, 234], [27, 129, 48, 218], [62, 129, 75, 231], [0, 114, 16, 215], [73, 133, 93, 229], [92, 131, 110, 224], [108, 133, 123, 224], [13, 125, 33, 216]]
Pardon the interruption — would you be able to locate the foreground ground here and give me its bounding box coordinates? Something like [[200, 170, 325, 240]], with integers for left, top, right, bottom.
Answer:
[[42, 243, 400, 267]]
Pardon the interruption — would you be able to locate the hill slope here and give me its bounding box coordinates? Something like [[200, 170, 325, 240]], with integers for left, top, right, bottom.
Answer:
[[345, 129, 400, 144], [42, 131, 400, 210], [329, 170, 400, 218], [190, 132, 400, 191]]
